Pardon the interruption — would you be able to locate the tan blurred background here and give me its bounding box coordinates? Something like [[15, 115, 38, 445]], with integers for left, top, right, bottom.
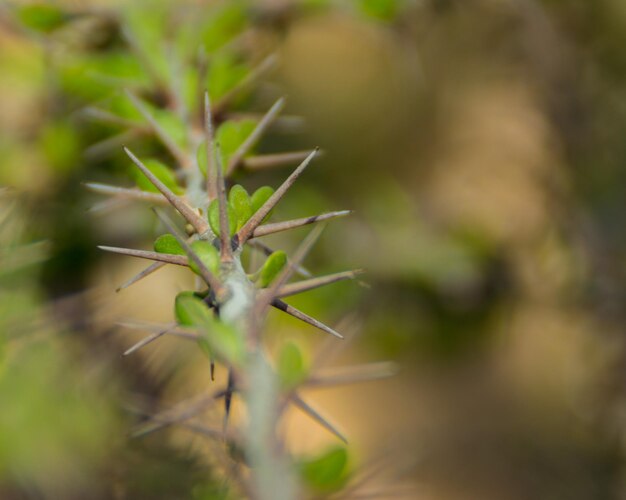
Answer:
[[2, 0, 626, 498]]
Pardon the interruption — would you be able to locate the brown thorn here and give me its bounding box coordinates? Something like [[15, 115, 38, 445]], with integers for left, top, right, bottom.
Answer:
[[251, 210, 352, 239], [98, 246, 189, 266], [277, 269, 365, 298], [236, 148, 319, 244], [84, 182, 169, 205], [214, 143, 233, 263], [116, 262, 166, 292], [204, 91, 217, 200], [271, 299, 343, 339], [122, 323, 176, 356], [305, 362, 398, 388], [243, 149, 322, 171], [292, 394, 347, 443], [124, 147, 209, 234]]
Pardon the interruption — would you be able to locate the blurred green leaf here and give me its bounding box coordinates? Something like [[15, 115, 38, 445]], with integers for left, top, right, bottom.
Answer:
[[131, 158, 182, 194], [258, 251, 287, 288], [277, 341, 307, 388], [216, 119, 257, 165], [17, 4, 68, 33], [188, 240, 220, 276], [300, 447, 350, 493], [358, 0, 400, 21], [153, 234, 185, 255], [207, 53, 249, 101], [39, 122, 79, 172], [175, 291, 213, 327]]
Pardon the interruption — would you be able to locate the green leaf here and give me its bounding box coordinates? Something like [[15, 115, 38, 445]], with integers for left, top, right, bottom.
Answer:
[[358, 0, 400, 20], [200, 3, 247, 52], [174, 291, 213, 327], [215, 119, 257, 166], [196, 140, 209, 177], [153, 234, 185, 255], [300, 447, 350, 494], [228, 185, 253, 230], [208, 199, 237, 237], [40, 122, 79, 172], [251, 186, 274, 213], [277, 342, 307, 388], [131, 159, 182, 194], [203, 318, 246, 366], [188, 241, 220, 276], [152, 107, 188, 149], [17, 4, 67, 33], [258, 251, 287, 288], [207, 53, 249, 101]]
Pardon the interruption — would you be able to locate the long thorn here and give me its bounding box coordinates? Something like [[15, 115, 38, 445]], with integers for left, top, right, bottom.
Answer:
[[81, 106, 145, 129], [305, 362, 398, 388], [117, 321, 200, 341], [243, 150, 322, 171], [215, 143, 233, 263], [98, 246, 189, 266], [204, 91, 217, 200], [225, 97, 285, 177], [277, 269, 365, 298], [116, 262, 166, 292], [124, 147, 209, 234], [236, 148, 319, 244], [252, 210, 352, 239], [292, 394, 347, 443], [125, 90, 189, 167], [84, 129, 146, 160], [84, 182, 169, 205], [153, 209, 224, 294], [271, 299, 343, 339], [123, 323, 176, 356]]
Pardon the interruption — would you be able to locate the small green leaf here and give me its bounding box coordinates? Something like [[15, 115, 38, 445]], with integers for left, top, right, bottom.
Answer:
[[208, 199, 237, 237], [153, 234, 185, 255], [188, 240, 220, 276], [131, 159, 182, 194], [17, 4, 67, 33], [258, 251, 287, 288], [207, 53, 249, 101], [251, 186, 274, 213], [40, 122, 79, 172], [203, 319, 246, 366], [196, 140, 209, 177], [277, 342, 307, 388], [215, 119, 257, 166], [175, 291, 213, 327], [229, 184, 253, 230], [300, 447, 350, 494]]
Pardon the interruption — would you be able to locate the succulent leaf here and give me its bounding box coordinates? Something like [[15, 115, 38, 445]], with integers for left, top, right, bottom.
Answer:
[[259, 251, 287, 288], [153, 234, 185, 255]]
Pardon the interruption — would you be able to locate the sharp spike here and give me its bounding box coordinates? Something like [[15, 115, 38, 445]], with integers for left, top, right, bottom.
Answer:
[[225, 97, 286, 177], [153, 209, 224, 294], [98, 245, 189, 266], [292, 394, 347, 443], [122, 323, 176, 356], [243, 149, 323, 171], [81, 106, 144, 129], [116, 262, 166, 292], [236, 148, 319, 244], [271, 299, 343, 339], [204, 91, 217, 199], [252, 210, 352, 239], [214, 143, 233, 263], [277, 269, 365, 298], [84, 129, 145, 160], [305, 362, 398, 388], [84, 182, 168, 205], [124, 147, 209, 234], [117, 321, 200, 340], [125, 90, 189, 167]]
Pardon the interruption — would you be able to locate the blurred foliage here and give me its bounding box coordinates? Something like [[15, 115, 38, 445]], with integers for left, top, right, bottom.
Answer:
[[1, 0, 626, 498]]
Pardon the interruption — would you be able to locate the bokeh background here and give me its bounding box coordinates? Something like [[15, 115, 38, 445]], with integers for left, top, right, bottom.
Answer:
[[2, 0, 626, 498]]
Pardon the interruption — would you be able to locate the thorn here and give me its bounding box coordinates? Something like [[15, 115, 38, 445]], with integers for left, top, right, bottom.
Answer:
[[116, 262, 166, 292], [153, 209, 224, 294], [277, 269, 365, 298], [98, 245, 189, 266], [236, 148, 319, 244], [204, 91, 217, 200], [271, 299, 343, 339], [117, 321, 200, 341], [81, 106, 144, 129], [242, 149, 323, 171], [122, 323, 176, 356], [292, 394, 347, 443], [125, 89, 189, 168], [124, 147, 210, 234], [225, 97, 286, 177], [305, 362, 398, 388], [84, 182, 168, 205], [251, 210, 352, 239], [84, 129, 146, 160], [215, 143, 233, 263]]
